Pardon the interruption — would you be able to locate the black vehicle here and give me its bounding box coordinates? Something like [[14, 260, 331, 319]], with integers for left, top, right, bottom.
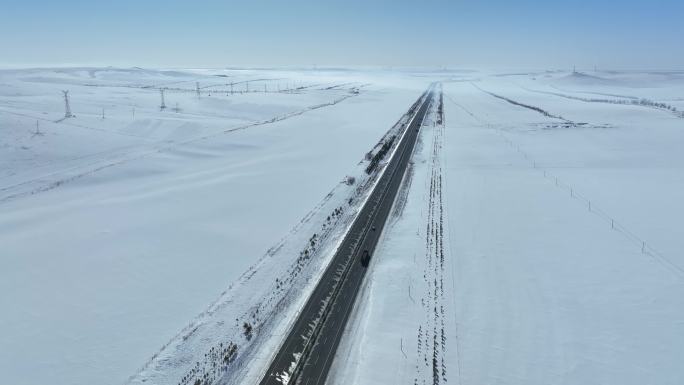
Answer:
[[360, 249, 371, 267]]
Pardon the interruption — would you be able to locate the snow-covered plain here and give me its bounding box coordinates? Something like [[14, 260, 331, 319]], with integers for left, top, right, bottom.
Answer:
[[0, 67, 430, 385], [331, 72, 684, 385], [3, 67, 684, 385]]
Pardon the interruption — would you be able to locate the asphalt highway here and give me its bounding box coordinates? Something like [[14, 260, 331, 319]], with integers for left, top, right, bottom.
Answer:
[[258, 85, 435, 385]]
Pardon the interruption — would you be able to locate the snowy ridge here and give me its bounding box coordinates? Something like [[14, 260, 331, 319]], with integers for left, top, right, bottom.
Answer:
[[524, 86, 684, 118], [470, 82, 568, 121]]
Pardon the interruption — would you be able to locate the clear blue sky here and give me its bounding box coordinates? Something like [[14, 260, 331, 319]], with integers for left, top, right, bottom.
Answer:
[[2, 0, 682, 69]]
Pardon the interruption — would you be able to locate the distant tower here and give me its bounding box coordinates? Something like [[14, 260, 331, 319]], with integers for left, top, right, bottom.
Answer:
[[160, 88, 167, 110], [196, 82, 201, 99], [246, 81, 249, 93], [264, 84, 267, 93], [62, 90, 74, 118], [230, 83, 234, 95]]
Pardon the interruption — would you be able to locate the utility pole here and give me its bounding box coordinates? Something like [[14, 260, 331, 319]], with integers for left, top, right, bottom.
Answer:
[[62, 90, 74, 118], [160, 88, 167, 110], [196, 82, 201, 99], [34, 120, 43, 136], [230, 83, 234, 95], [246, 81, 249, 93], [101, 107, 105, 119], [264, 84, 267, 93]]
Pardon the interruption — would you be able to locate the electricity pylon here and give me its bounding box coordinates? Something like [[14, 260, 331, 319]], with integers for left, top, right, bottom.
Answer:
[[34, 120, 43, 136], [160, 88, 167, 110], [63, 90, 74, 118]]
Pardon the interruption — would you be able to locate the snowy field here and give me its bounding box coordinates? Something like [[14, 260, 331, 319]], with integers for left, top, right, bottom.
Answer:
[[2, 67, 684, 385], [0, 67, 430, 385], [332, 72, 684, 385]]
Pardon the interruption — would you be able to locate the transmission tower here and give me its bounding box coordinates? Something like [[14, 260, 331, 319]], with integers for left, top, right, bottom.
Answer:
[[62, 90, 74, 118], [246, 81, 249, 93], [160, 88, 167, 110], [196, 82, 201, 99]]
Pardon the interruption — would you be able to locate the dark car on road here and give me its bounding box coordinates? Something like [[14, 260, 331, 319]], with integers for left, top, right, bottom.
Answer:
[[361, 249, 371, 267]]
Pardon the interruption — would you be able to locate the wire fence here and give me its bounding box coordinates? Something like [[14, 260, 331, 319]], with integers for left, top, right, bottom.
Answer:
[[495, 129, 684, 280]]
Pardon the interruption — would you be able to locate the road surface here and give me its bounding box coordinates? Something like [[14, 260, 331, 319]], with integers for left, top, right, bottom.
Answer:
[[258, 84, 436, 385]]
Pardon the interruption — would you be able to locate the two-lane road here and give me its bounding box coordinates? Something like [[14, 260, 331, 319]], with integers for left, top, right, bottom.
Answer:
[[258, 85, 435, 385]]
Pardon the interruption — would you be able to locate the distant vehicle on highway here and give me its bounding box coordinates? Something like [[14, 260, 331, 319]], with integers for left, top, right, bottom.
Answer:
[[361, 249, 371, 267]]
